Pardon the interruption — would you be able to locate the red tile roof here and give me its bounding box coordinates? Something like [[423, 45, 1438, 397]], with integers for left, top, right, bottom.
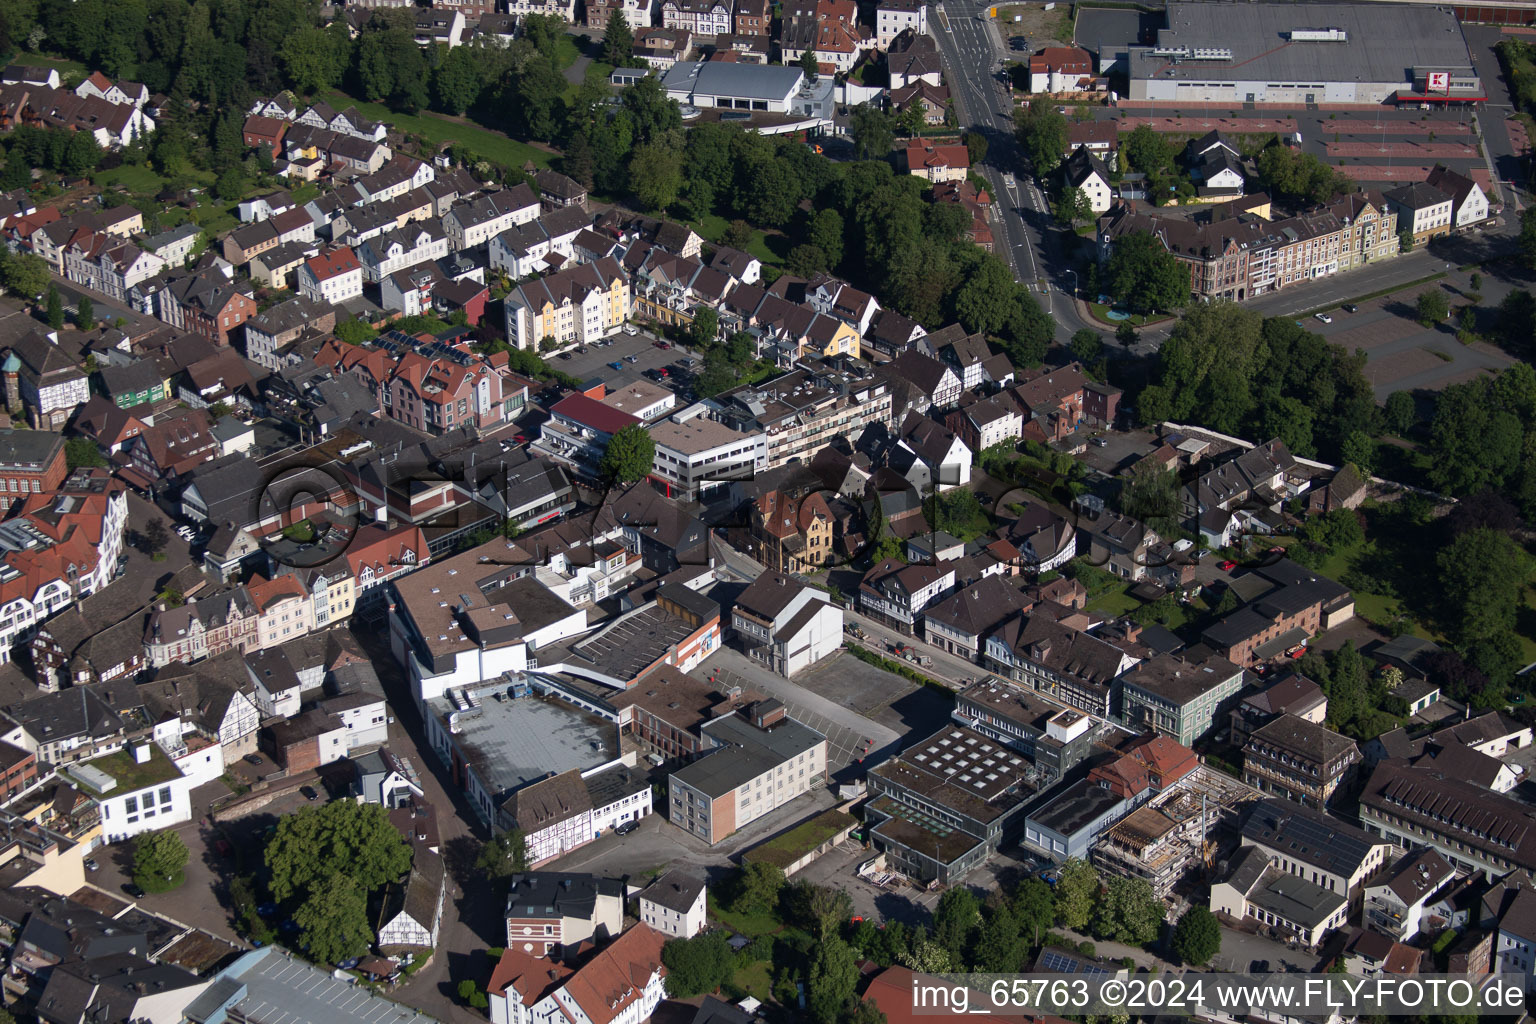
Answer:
[[304, 246, 360, 282], [550, 393, 642, 436], [557, 924, 668, 1024]]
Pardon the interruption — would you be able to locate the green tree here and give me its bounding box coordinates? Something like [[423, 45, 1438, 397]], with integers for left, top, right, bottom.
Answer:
[[849, 105, 894, 161], [600, 424, 657, 483], [1054, 858, 1100, 931], [293, 873, 372, 966], [1339, 431, 1375, 477], [432, 45, 484, 116], [265, 800, 412, 903], [1015, 99, 1067, 175], [901, 928, 958, 973], [280, 25, 346, 94], [1090, 877, 1165, 947], [806, 936, 859, 1024], [45, 283, 64, 329], [1013, 878, 1056, 944], [1123, 124, 1173, 175], [1070, 328, 1103, 365], [954, 255, 1021, 336], [1437, 528, 1530, 646], [662, 931, 734, 997], [689, 307, 719, 350], [729, 861, 785, 913], [65, 437, 106, 469], [133, 829, 189, 891], [629, 143, 684, 212], [799, 46, 820, 82], [1324, 641, 1368, 731], [333, 318, 376, 346], [476, 829, 528, 878], [1, 251, 49, 299], [60, 130, 101, 175], [602, 11, 634, 65], [808, 208, 845, 268], [1521, 206, 1536, 271], [932, 886, 980, 959], [1171, 905, 1221, 966], [1104, 231, 1189, 314], [963, 130, 989, 166], [972, 901, 1025, 972], [75, 294, 94, 329], [783, 881, 853, 940], [1383, 390, 1416, 436], [1417, 289, 1450, 325], [1119, 464, 1180, 527], [214, 165, 245, 202], [1053, 185, 1092, 226]]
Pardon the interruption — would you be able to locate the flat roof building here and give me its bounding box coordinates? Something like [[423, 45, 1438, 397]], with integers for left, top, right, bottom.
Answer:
[[667, 701, 827, 845], [1128, 1, 1483, 107], [867, 724, 1037, 884], [422, 682, 622, 826]]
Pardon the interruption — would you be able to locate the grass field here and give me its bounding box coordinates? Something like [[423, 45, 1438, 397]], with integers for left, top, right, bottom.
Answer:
[[93, 165, 169, 194], [729, 961, 773, 1002], [706, 894, 784, 938], [681, 215, 787, 266], [319, 91, 556, 171], [6, 52, 89, 81]]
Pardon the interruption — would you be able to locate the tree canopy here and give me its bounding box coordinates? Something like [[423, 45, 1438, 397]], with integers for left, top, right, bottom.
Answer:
[[265, 800, 411, 903], [601, 424, 657, 484], [133, 830, 188, 892], [1015, 100, 1067, 175], [1137, 305, 1376, 465], [1103, 232, 1189, 314], [1171, 905, 1221, 966]]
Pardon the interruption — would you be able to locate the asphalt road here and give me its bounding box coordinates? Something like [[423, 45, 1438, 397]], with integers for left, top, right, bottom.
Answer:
[[932, 0, 1097, 338]]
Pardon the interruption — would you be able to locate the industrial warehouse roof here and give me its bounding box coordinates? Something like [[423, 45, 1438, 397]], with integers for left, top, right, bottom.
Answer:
[[1130, 2, 1477, 87]]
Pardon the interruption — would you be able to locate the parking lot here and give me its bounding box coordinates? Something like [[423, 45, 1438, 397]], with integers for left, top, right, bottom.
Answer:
[[1303, 271, 1519, 398], [699, 649, 923, 783], [553, 328, 701, 402]]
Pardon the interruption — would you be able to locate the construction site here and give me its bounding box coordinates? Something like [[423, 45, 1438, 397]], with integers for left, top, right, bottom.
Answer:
[[1091, 765, 1262, 897]]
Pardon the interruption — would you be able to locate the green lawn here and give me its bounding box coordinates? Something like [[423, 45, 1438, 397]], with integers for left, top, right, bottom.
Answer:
[[1085, 583, 1142, 618], [6, 51, 89, 81], [681, 216, 785, 266], [319, 91, 555, 171], [729, 961, 773, 1003], [706, 894, 784, 938], [93, 165, 167, 194]]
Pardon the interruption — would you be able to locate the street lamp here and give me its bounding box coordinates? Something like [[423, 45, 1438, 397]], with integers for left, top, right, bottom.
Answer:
[[1065, 269, 1078, 301]]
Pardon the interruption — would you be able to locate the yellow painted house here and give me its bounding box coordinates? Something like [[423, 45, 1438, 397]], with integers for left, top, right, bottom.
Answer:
[[803, 314, 861, 360]]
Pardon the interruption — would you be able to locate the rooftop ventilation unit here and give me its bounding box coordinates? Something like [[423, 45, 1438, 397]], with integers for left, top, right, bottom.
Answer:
[[1290, 27, 1347, 41]]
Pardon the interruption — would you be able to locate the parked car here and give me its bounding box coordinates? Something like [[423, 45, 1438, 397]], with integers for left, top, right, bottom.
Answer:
[[558, 352, 572, 360], [84, 858, 99, 871], [513, 434, 529, 444], [1314, 312, 1333, 324], [1342, 303, 1358, 313], [1090, 436, 1108, 447], [124, 883, 146, 899], [626, 354, 639, 363], [614, 819, 640, 835], [300, 785, 319, 801], [653, 340, 670, 349], [215, 839, 232, 857], [608, 361, 624, 371], [244, 753, 263, 765], [1219, 559, 1237, 571], [622, 324, 639, 335]]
